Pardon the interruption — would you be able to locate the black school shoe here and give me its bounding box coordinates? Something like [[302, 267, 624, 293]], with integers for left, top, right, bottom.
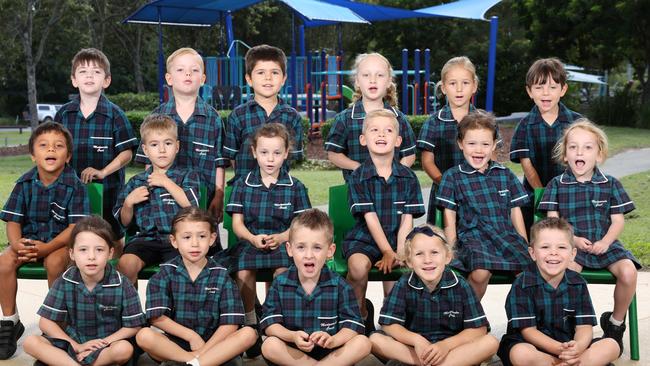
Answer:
[[600, 311, 625, 355], [364, 298, 376, 336], [0, 320, 25, 359], [245, 325, 263, 358], [160, 361, 190, 366]]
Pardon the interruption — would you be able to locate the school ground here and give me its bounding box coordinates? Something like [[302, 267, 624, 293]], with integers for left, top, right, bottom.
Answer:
[[4, 148, 650, 365]]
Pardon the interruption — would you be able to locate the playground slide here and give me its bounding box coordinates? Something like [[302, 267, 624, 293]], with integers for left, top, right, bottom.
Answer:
[[342, 85, 354, 103]]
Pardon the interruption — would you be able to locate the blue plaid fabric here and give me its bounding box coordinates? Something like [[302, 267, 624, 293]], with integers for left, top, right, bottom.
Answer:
[[225, 167, 311, 270], [343, 158, 425, 263], [503, 266, 597, 342], [0, 165, 90, 242], [55, 94, 138, 198], [538, 168, 640, 269], [113, 166, 200, 246], [38, 264, 145, 364], [134, 96, 227, 198], [324, 101, 417, 181], [436, 161, 531, 272], [260, 265, 365, 335], [378, 268, 489, 343], [223, 99, 304, 182], [145, 256, 245, 341], [509, 103, 581, 195]]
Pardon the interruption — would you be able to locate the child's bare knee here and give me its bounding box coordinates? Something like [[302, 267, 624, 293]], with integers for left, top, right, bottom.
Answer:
[[261, 336, 283, 358], [617, 261, 637, 285], [0, 251, 19, 273], [44, 250, 69, 275], [110, 340, 133, 362], [349, 334, 371, 354], [135, 328, 156, 348]]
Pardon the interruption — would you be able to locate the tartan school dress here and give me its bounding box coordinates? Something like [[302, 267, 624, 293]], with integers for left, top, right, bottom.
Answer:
[[435, 161, 531, 272], [498, 267, 597, 366], [134, 96, 228, 200], [416, 105, 476, 224], [37, 264, 146, 365], [0, 165, 90, 242], [55, 94, 139, 236], [378, 268, 489, 343], [113, 166, 200, 247], [260, 265, 365, 357], [324, 101, 417, 182], [145, 256, 245, 344], [343, 158, 425, 264], [223, 98, 304, 182], [225, 167, 311, 271], [538, 168, 641, 269]]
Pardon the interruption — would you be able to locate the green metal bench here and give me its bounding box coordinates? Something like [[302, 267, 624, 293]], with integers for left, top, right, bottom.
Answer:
[[327, 184, 640, 360]]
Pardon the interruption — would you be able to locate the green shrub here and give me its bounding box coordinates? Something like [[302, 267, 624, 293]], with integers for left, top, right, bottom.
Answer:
[[318, 114, 429, 143], [109, 92, 159, 111], [636, 102, 650, 129], [125, 110, 150, 139], [587, 88, 639, 127]]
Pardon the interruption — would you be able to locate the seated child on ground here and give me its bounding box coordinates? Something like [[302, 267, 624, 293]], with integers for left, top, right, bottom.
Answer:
[[115, 114, 202, 285], [370, 224, 498, 366], [498, 217, 620, 366], [261, 209, 371, 366], [24, 216, 145, 366], [538, 119, 639, 353], [343, 109, 425, 333], [436, 110, 531, 300], [0, 122, 90, 359], [137, 207, 257, 366]]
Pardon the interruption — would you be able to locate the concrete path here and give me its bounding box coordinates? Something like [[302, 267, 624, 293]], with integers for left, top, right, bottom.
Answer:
[[3, 149, 649, 365]]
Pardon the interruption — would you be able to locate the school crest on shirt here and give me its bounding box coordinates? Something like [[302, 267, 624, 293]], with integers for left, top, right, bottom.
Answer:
[[444, 310, 460, 318]]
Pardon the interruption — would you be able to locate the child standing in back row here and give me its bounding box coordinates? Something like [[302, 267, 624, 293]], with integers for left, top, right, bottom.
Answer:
[[538, 120, 639, 354], [56, 48, 139, 243], [436, 110, 530, 300], [326, 52, 417, 181], [417, 56, 486, 224], [134, 47, 228, 221], [509, 58, 581, 233]]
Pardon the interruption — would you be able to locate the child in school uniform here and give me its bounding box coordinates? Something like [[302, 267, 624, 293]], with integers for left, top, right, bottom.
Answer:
[[223, 44, 304, 183], [417, 56, 486, 224], [538, 119, 639, 353], [261, 209, 371, 366], [343, 109, 425, 333], [370, 224, 498, 366], [136, 207, 257, 366], [498, 217, 620, 366], [24, 216, 146, 366], [226, 123, 311, 351], [115, 114, 201, 285], [325, 52, 417, 181], [0, 122, 90, 359], [436, 110, 531, 300], [134, 47, 228, 220], [56, 48, 139, 243], [509, 58, 581, 233]]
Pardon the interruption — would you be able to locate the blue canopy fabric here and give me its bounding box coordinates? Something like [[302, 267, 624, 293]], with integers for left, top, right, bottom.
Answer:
[[124, 0, 367, 26], [302, 0, 440, 27], [416, 0, 502, 21]]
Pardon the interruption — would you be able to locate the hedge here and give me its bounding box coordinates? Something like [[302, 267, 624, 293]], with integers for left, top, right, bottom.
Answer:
[[318, 114, 430, 141]]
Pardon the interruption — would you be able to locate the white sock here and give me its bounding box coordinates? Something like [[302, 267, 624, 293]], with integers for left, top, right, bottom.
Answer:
[[187, 357, 200, 366], [609, 315, 624, 326], [1, 313, 19, 325], [245, 310, 257, 326]]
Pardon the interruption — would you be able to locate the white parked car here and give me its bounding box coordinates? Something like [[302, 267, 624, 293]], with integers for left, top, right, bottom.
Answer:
[[22, 104, 63, 123]]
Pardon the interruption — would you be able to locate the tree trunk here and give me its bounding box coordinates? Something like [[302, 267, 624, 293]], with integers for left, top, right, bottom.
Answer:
[[133, 28, 145, 93]]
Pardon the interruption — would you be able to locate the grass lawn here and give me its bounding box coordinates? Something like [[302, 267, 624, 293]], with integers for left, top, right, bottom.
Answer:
[[0, 131, 30, 147], [618, 171, 650, 267]]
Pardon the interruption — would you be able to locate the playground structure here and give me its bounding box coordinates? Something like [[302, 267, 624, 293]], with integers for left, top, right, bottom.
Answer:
[[178, 43, 441, 133]]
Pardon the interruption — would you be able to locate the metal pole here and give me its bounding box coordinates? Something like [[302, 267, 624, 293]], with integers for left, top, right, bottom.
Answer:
[[486, 16, 498, 112], [299, 24, 306, 57], [414, 49, 421, 114]]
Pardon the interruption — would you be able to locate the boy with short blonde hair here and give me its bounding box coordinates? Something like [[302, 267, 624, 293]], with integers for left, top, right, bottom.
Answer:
[[134, 47, 228, 221]]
